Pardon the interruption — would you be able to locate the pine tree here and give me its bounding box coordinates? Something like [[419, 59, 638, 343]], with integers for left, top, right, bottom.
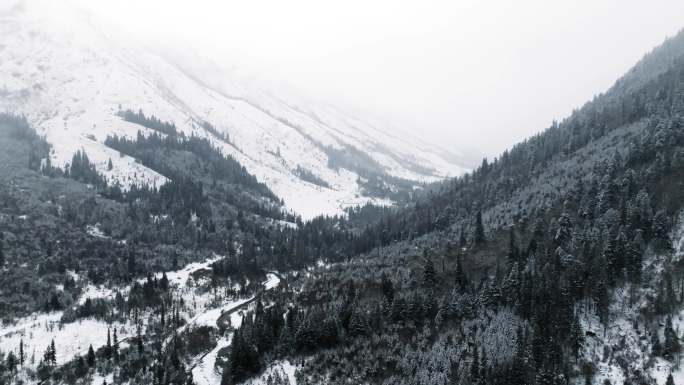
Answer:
[[75, 356, 88, 377], [448, 359, 459, 385], [569, 316, 584, 359], [348, 309, 369, 337], [19, 338, 24, 366], [112, 327, 119, 358], [106, 328, 112, 359], [625, 235, 643, 282], [474, 211, 486, 244], [470, 343, 480, 383], [422, 254, 437, 288], [43, 340, 56, 366], [160, 272, 169, 291], [666, 373, 675, 385], [455, 253, 467, 292], [0, 233, 4, 267], [381, 274, 394, 305], [160, 301, 166, 328], [49, 339, 56, 365], [652, 332, 663, 357], [226, 330, 260, 383], [137, 325, 144, 357], [87, 344, 96, 367], [107, 157, 113, 171], [663, 316, 681, 360], [508, 228, 519, 265], [459, 227, 467, 248], [603, 235, 621, 279], [6, 351, 16, 372], [480, 351, 488, 385], [554, 212, 573, 246], [127, 249, 136, 276]]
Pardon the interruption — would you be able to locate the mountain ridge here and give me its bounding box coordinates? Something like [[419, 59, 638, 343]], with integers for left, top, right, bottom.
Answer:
[[0, 0, 471, 219]]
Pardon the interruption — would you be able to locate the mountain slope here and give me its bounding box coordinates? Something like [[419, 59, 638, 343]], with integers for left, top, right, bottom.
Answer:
[[0, 0, 471, 219]]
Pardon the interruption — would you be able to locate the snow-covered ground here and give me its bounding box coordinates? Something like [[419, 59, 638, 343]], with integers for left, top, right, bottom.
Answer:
[[0, 0, 470, 219], [85, 224, 109, 239], [188, 298, 251, 330], [0, 254, 225, 368], [264, 273, 281, 291], [190, 273, 282, 385], [89, 370, 114, 385], [192, 334, 232, 385], [0, 311, 136, 368], [574, 217, 684, 385], [149, 254, 224, 287], [0, 256, 282, 381], [242, 361, 299, 385]]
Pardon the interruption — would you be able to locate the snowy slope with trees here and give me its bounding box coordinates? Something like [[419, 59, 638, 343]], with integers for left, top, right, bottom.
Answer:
[[0, 0, 470, 219]]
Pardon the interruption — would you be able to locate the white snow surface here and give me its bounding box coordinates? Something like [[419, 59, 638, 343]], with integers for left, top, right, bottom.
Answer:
[[0, 0, 469, 219], [192, 334, 232, 385], [0, 311, 137, 368], [242, 360, 300, 385], [190, 274, 282, 385], [0, 254, 221, 369], [0, 255, 280, 377], [264, 272, 281, 291]]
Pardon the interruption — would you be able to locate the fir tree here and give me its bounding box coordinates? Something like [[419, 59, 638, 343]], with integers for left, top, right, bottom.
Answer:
[[160, 272, 169, 291], [474, 211, 486, 244], [652, 333, 663, 357], [0, 232, 4, 267], [381, 273, 394, 304], [470, 343, 480, 383], [663, 316, 681, 360], [106, 328, 112, 359], [113, 327, 119, 358], [127, 249, 136, 276], [160, 301, 166, 328], [6, 351, 16, 372], [137, 326, 144, 357], [666, 373, 675, 385], [87, 344, 96, 367], [508, 228, 519, 265], [455, 253, 467, 292], [348, 309, 369, 337], [49, 339, 56, 365], [43, 340, 56, 366], [448, 359, 459, 385], [554, 212, 573, 246], [459, 227, 467, 248], [422, 253, 437, 288], [75, 356, 88, 377]]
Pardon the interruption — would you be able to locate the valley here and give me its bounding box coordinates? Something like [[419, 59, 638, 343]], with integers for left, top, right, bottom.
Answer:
[[2, 1, 684, 385]]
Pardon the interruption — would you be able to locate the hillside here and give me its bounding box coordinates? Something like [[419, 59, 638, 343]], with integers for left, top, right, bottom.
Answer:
[[0, 0, 471, 219]]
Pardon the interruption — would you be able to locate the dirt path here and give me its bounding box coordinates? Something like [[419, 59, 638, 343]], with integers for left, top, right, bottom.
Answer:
[[189, 272, 283, 381]]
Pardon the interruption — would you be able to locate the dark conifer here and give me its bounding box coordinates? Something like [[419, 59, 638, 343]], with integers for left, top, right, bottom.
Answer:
[[474, 211, 485, 245], [87, 344, 95, 367]]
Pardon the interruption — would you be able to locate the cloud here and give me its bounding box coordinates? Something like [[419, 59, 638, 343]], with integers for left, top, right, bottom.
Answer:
[[27, 0, 684, 157]]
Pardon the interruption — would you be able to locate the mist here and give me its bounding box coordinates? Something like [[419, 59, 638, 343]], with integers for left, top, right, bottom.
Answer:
[[65, 0, 684, 157]]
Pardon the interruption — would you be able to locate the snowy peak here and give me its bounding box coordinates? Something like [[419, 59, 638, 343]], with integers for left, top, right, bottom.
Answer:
[[0, 0, 471, 218]]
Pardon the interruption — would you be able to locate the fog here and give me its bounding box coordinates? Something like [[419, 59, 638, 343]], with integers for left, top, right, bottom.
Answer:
[[71, 0, 684, 158]]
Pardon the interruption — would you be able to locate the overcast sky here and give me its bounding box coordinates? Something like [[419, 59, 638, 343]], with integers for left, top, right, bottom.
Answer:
[[72, 0, 684, 158]]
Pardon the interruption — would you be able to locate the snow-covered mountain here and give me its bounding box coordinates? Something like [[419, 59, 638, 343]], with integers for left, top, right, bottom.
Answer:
[[0, 0, 471, 218]]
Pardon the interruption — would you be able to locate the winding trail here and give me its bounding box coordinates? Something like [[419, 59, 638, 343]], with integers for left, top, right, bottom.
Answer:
[[190, 272, 283, 385]]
